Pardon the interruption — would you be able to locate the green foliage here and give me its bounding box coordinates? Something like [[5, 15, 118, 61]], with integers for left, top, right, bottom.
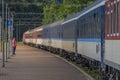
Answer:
[[42, 0, 96, 25]]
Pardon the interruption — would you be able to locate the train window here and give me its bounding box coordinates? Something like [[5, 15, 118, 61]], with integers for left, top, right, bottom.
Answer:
[[105, 7, 108, 36], [112, 4, 116, 36], [62, 20, 76, 39], [91, 13, 94, 38], [78, 19, 80, 38], [43, 29, 49, 38], [112, 1, 119, 36], [119, 1, 120, 35], [79, 9, 101, 39], [110, 5, 114, 36], [85, 17, 87, 38], [107, 7, 109, 36], [37, 32, 42, 37], [51, 26, 60, 38], [94, 13, 96, 19], [29, 34, 33, 38], [97, 11, 100, 38], [83, 22, 85, 38], [81, 19, 83, 38], [108, 4, 111, 36], [90, 14, 92, 38], [95, 12, 97, 38], [117, 1, 119, 36], [82, 20, 84, 38], [107, 10, 109, 36], [93, 12, 96, 38], [86, 17, 89, 38], [116, 2, 119, 35], [80, 18, 83, 38]]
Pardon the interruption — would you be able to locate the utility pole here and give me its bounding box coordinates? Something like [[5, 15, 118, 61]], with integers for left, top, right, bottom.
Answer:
[[5, 3, 8, 62], [8, 7, 11, 58], [2, 0, 5, 67], [0, 17, 2, 52]]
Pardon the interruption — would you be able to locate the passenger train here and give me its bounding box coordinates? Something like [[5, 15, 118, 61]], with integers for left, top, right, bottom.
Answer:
[[22, 0, 120, 79]]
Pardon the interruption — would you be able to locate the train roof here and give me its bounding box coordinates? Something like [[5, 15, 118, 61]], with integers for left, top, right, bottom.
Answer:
[[44, 20, 63, 28], [27, 25, 44, 33], [24, 20, 63, 33], [62, 0, 106, 25], [24, 30, 30, 34], [50, 20, 63, 28]]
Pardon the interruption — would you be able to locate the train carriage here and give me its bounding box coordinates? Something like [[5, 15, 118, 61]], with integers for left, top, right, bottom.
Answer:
[[22, 31, 30, 44], [42, 26, 51, 50], [34, 28, 43, 48], [76, 0, 106, 70], [25, 31, 33, 45], [61, 18, 77, 59], [105, 0, 120, 79], [32, 30, 38, 46], [50, 21, 62, 54]]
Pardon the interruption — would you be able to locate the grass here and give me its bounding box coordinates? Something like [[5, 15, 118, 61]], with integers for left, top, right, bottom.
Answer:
[[68, 60, 101, 80]]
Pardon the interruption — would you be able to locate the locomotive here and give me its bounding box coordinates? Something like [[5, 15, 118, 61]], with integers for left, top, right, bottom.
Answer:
[[23, 0, 120, 79]]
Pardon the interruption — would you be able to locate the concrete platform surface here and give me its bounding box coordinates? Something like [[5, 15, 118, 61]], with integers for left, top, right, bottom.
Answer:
[[0, 44, 90, 80]]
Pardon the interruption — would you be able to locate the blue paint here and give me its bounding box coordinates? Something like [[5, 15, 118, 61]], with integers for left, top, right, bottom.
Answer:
[[7, 20, 12, 26], [100, 6, 105, 68], [57, 0, 62, 4], [62, 38, 75, 41], [77, 38, 101, 42]]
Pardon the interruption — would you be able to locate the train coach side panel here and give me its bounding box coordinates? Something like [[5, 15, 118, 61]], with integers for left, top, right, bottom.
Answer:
[[42, 39, 50, 47], [62, 20, 77, 53], [105, 40, 120, 70], [42, 27, 51, 47], [51, 39, 61, 49], [62, 40, 76, 53], [50, 25, 62, 49], [36, 38, 43, 46], [105, 0, 120, 70], [77, 5, 105, 62], [77, 41, 101, 61], [25, 39, 30, 44]]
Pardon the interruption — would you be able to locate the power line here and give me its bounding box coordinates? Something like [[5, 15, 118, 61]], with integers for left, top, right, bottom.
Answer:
[[14, 18, 42, 20], [14, 13, 43, 15], [0, 2, 88, 7], [14, 23, 41, 27], [0, 2, 44, 5]]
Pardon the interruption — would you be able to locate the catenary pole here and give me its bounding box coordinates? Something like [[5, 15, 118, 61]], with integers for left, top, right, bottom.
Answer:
[[5, 3, 8, 62], [2, 0, 5, 67]]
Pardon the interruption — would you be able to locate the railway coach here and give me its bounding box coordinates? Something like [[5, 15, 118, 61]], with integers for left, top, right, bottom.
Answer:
[[60, 0, 106, 72], [49, 20, 63, 54], [22, 31, 30, 44], [41, 21, 62, 51], [61, 17, 77, 60], [104, 0, 120, 79], [76, 0, 106, 72], [33, 27, 43, 48]]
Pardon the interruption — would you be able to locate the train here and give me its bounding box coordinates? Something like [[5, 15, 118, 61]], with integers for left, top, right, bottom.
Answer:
[[22, 0, 120, 80]]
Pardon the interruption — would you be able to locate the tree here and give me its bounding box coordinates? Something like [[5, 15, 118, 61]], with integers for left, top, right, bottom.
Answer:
[[42, 0, 95, 25]]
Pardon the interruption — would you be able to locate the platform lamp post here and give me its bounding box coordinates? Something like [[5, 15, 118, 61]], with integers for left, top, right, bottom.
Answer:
[[1, 0, 5, 67], [11, 12, 14, 42], [8, 11, 14, 57], [5, 3, 8, 62], [0, 0, 1, 52], [7, 7, 11, 59]]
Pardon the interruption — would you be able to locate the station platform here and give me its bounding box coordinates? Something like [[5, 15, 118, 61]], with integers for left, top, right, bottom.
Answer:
[[0, 44, 93, 80]]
